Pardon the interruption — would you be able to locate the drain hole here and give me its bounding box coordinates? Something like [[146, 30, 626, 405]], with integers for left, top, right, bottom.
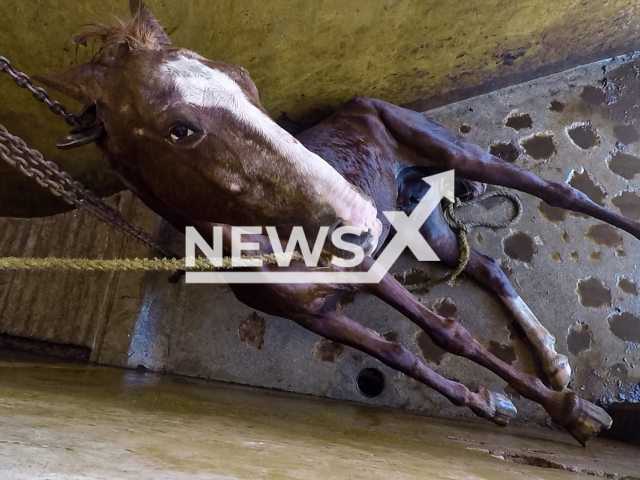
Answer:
[[356, 368, 385, 397]]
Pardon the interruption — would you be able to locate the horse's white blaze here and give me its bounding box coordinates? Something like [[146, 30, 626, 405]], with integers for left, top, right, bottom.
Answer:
[[159, 56, 382, 250]]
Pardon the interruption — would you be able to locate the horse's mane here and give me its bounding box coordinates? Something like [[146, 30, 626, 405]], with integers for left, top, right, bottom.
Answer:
[[74, 11, 164, 54]]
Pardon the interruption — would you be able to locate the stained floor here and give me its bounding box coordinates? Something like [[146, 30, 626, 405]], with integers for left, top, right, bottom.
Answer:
[[1, 350, 639, 480]]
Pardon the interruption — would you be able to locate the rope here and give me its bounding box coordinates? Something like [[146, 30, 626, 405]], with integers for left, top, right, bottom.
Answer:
[[403, 190, 522, 291], [443, 190, 523, 231], [0, 253, 302, 271], [0, 192, 522, 283]]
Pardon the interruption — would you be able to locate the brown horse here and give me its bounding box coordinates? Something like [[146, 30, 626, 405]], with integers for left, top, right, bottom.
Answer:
[[36, 0, 637, 445]]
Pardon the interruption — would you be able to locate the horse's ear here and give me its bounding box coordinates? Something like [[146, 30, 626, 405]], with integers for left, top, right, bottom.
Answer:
[[130, 0, 172, 45], [33, 63, 106, 105]]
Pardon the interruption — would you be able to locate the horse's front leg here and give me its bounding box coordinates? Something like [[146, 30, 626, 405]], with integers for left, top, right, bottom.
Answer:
[[289, 309, 517, 426], [365, 271, 612, 446], [351, 97, 640, 242], [216, 227, 517, 426]]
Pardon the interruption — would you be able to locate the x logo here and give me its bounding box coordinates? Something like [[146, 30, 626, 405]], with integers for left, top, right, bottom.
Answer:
[[375, 170, 455, 270]]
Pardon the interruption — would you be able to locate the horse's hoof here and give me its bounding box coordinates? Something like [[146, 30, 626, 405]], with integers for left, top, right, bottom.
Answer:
[[546, 354, 572, 391], [560, 393, 612, 446], [470, 387, 517, 426], [489, 391, 518, 426]]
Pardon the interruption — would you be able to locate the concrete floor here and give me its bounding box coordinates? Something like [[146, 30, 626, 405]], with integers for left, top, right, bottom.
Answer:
[[1, 349, 639, 480]]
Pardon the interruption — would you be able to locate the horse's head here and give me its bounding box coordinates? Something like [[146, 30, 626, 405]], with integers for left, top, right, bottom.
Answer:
[[36, 1, 381, 253]]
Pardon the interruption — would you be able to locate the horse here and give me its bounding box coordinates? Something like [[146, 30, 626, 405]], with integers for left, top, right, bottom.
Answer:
[[34, 0, 633, 445]]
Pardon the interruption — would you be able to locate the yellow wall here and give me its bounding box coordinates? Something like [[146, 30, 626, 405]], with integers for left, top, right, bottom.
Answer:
[[1, 0, 639, 216]]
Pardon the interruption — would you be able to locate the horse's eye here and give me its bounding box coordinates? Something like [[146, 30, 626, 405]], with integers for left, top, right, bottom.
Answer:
[[168, 124, 195, 143]]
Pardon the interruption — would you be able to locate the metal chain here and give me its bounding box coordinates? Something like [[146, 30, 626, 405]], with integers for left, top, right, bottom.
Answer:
[[0, 56, 179, 259], [0, 124, 178, 259], [0, 56, 80, 128]]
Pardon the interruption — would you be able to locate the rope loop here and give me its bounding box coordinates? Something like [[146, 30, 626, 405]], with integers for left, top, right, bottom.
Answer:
[[404, 190, 522, 291]]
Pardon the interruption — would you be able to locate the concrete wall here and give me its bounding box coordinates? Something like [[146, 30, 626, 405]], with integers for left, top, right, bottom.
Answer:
[[2, 0, 640, 216]]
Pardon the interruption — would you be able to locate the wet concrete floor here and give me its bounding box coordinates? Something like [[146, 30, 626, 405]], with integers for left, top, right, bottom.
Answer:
[[1, 350, 639, 480]]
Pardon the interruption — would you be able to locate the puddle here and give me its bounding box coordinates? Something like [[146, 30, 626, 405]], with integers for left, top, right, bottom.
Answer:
[[584, 223, 623, 248], [489, 141, 520, 163], [567, 323, 592, 355], [238, 312, 266, 350], [580, 85, 605, 106], [570, 251, 579, 261], [520, 132, 557, 160], [613, 124, 639, 144], [549, 252, 561, 262], [589, 251, 602, 262], [575, 277, 611, 308], [487, 341, 517, 365], [608, 151, 640, 180], [459, 123, 471, 134], [475, 233, 484, 245], [567, 169, 607, 206], [617, 277, 638, 296], [433, 297, 457, 319], [505, 111, 532, 131], [612, 191, 640, 220], [608, 312, 640, 343], [313, 338, 344, 363], [549, 100, 565, 112], [567, 122, 600, 149], [538, 201, 569, 224], [415, 331, 447, 365], [562, 231, 570, 243], [503, 232, 537, 263]]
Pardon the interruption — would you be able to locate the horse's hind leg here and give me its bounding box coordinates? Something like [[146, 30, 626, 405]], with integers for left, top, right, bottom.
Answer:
[[436, 242, 570, 391], [291, 310, 517, 426], [356, 97, 640, 241], [365, 273, 611, 445], [396, 177, 570, 391], [461, 250, 571, 391]]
